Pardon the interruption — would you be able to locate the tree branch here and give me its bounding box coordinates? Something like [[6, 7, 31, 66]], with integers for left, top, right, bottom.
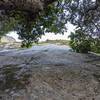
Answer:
[[0, 0, 57, 19], [86, 0, 100, 13]]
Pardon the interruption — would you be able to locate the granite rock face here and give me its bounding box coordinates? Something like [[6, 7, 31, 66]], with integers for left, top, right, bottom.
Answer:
[[0, 36, 16, 43], [0, 45, 100, 100], [0, 36, 21, 49]]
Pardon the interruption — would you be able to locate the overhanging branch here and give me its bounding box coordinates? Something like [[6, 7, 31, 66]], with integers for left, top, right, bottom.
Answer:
[[0, 0, 57, 19]]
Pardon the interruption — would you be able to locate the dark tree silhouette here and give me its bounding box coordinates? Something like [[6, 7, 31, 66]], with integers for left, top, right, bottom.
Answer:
[[0, 0, 100, 47]]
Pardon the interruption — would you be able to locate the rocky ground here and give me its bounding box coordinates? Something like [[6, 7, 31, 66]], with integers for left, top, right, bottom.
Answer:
[[0, 42, 21, 50], [0, 44, 100, 100]]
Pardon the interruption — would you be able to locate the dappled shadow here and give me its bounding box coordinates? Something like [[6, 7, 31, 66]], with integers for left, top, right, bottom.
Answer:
[[0, 64, 32, 94]]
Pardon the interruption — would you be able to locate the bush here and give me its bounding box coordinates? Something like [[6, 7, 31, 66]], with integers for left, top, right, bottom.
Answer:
[[21, 40, 33, 48], [69, 30, 91, 53], [91, 38, 100, 53]]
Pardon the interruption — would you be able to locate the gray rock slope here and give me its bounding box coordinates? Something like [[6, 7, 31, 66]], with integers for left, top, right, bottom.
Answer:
[[0, 44, 100, 100]]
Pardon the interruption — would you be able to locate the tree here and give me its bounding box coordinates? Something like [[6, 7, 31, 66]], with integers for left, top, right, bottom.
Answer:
[[62, 0, 100, 37], [0, 0, 67, 47], [69, 29, 91, 53], [0, 0, 100, 47]]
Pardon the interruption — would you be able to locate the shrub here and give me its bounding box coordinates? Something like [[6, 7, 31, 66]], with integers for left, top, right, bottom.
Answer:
[[69, 30, 91, 53], [91, 38, 100, 53]]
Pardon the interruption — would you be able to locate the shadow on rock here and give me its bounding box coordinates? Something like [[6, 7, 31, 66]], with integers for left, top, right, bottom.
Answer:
[[0, 64, 32, 95]]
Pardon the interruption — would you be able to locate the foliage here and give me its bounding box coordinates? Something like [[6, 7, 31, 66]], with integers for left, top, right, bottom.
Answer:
[[69, 29, 100, 53], [0, 1, 67, 47], [69, 30, 91, 53], [0, 0, 100, 47], [91, 38, 100, 53], [61, 0, 100, 37]]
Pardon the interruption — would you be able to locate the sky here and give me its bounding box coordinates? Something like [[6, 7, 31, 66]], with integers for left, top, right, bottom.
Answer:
[[7, 23, 76, 42], [40, 23, 76, 41]]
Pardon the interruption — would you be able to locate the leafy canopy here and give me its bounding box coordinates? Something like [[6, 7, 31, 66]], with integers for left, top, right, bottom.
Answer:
[[69, 29, 91, 53], [0, 0, 100, 47]]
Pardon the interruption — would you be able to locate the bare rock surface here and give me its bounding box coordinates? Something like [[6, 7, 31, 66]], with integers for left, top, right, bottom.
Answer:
[[0, 44, 100, 100]]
